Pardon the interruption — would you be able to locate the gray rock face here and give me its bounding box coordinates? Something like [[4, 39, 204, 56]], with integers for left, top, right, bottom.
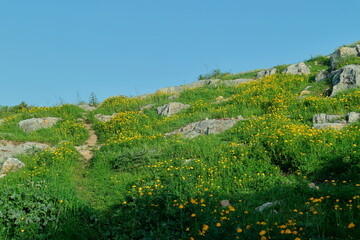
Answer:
[[313, 123, 347, 130], [331, 45, 360, 70], [315, 70, 331, 82], [256, 68, 277, 78], [0, 140, 49, 164], [0, 158, 25, 178], [331, 65, 360, 96], [139, 104, 155, 111], [18, 117, 62, 132], [347, 112, 360, 123], [157, 102, 190, 117], [313, 113, 345, 124], [156, 79, 253, 94], [282, 62, 310, 75], [165, 117, 243, 138], [94, 113, 117, 122]]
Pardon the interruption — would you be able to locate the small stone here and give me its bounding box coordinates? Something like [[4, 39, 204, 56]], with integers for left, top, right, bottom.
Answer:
[[219, 200, 231, 207], [0, 158, 25, 177]]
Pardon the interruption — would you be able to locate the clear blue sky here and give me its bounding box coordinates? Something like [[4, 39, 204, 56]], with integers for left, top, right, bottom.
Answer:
[[1, 0, 359, 106]]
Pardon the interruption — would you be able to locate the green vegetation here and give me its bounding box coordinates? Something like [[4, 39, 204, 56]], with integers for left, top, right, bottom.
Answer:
[[1, 45, 360, 239], [198, 68, 260, 80]]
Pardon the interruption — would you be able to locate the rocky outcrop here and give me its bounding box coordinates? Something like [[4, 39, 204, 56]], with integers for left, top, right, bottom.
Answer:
[[282, 62, 310, 75], [18, 117, 62, 132], [165, 116, 244, 138], [94, 113, 117, 122], [156, 79, 253, 94], [157, 102, 190, 117], [313, 113, 345, 124], [330, 65, 360, 96], [0, 158, 25, 178], [256, 68, 277, 78], [0, 140, 49, 164], [315, 70, 331, 82], [331, 45, 360, 70]]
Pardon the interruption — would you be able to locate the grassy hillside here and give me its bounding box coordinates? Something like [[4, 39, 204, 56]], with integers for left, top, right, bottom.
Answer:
[[0, 43, 360, 239]]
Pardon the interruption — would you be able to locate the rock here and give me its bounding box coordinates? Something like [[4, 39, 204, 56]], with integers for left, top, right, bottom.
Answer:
[[94, 113, 117, 122], [331, 65, 360, 96], [0, 158, 25, 178], [282, 62, 310, 75], [313, 113, 344, 124], [219, 200, 231, 207], [157, 102, 190, 117], [139, 104, 155, 111], [215, 96, 231, 104], [156, 79, 253, 94], [331, 45, 360, 70], [18, 117, 62, 132], [347, 112, 360, 123], [256, 68, 277, 78], [165, 117, 243, 138], [315, 70, 330, 82], [255, 201, 281, 212], [78, 104, 97, 111], [0, 119, 4, 125], [300, 86, 312, 96], [168, 94, 180, 100], [312, 123, 348, 130], [0, 140, 49, 164]]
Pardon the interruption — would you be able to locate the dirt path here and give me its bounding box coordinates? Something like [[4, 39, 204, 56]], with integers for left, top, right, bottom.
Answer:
[[75, 122, 98, 168]]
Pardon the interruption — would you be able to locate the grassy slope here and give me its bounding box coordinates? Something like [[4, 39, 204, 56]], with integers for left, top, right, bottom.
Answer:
[[0, 44, 360, 239]]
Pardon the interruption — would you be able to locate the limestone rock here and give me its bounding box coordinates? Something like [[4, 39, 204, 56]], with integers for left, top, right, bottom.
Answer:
[[78, 104, 97, 111], [300, 86, 312, 96], [94, 113, 117, 122], [165, 117, 243, 138], [256, 68, 277, 78], [282, 62, 310, 75], [156, 79, 253, 94], [157, 102, 190, 117], [331, 65, 360, 96], [315, 70, 331, 82], [139, 104, 155, 111], [347, 112, 360, 123], [255, 201, 281, 212], [0, 140, 49, 164], [313, 113, 344, 124], [219, 200, 231, 207], [0, 158, 25, 178], [312, 123, 347, 130], [18, 117, 62, 132], [331, 45, 360, 70]]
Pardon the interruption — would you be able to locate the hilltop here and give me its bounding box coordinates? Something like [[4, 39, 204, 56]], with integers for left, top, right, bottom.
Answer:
[[0, 41, 360, 239]]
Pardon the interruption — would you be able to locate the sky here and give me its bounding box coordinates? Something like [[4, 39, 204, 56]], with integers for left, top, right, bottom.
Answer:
[[1, 0, 359, 106]]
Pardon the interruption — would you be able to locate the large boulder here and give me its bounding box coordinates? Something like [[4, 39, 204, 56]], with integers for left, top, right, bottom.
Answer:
[[18, 117, 62, 132], [165, 117, 243, 138], [0, 140, 49, 164], [256, 68, 277, 78], [313, 113, 345, 124], [157, 102, 190, 117], [330, 65, 360, 96], [282, 62, 310, 75], [0, 158, 25, 178]]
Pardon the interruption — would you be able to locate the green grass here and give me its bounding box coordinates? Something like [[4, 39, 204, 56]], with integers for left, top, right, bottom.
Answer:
[[1, 45, 360, 239]]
